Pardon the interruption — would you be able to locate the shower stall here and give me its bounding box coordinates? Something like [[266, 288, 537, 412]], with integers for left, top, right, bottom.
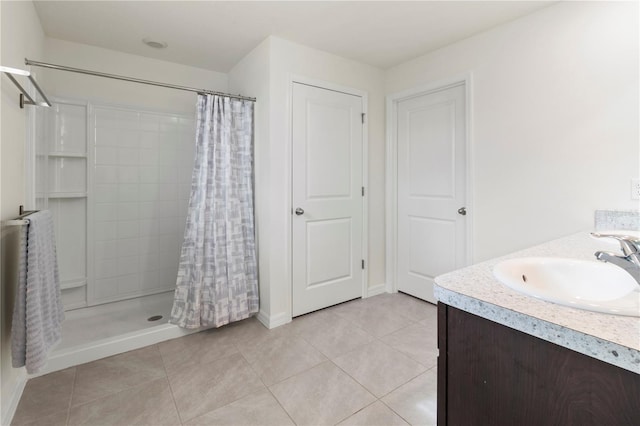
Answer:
[[31, 98, 198, 373], [23, 58, 256, 374]]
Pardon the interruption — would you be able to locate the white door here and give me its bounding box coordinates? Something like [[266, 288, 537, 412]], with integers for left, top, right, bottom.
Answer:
[[396, 84, 467, 303], [292, 83, 364, 316]]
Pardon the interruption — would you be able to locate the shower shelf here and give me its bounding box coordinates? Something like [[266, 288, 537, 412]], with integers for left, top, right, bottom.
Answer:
[[60, 278, 87, 290], [48, 192, 87, 199], [48, 152, 87, 158]]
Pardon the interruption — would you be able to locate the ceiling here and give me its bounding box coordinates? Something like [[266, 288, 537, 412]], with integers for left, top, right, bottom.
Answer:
[[33, 1, 554, 72]]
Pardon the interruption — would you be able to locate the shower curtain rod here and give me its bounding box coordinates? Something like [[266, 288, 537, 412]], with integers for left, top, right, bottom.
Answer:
[[25, 58, 256, 102]]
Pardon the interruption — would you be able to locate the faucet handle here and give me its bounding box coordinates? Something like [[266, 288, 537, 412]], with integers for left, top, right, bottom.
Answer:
[[591, 232, 640, 257]]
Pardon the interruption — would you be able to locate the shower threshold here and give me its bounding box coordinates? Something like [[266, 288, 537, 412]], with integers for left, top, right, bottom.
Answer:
[[34, 292, 201, 376]]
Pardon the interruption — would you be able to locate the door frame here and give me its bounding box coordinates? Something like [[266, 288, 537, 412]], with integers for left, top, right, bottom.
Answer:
[[287, 75, 369, 319], [385, 73, 474, 294]]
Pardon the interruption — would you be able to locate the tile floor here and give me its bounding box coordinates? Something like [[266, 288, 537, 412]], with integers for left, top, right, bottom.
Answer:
[[12, 293, 438, 426]]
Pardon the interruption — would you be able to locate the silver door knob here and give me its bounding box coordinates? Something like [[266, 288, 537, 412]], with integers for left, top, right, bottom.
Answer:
[[295, 208, 305, 216], [457, 207, 467, 216]]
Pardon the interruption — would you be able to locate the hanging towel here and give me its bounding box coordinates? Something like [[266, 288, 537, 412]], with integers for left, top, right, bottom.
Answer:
[[11, 210, 64, 374]]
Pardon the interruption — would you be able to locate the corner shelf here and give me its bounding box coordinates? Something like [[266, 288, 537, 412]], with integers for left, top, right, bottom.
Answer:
[[60, 278, 87, 290], [35, 100, 90, 313], [48, 152, 87, 158], [48, 192, 88, 199]]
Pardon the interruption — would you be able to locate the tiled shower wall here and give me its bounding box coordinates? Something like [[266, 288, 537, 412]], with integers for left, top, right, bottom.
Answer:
[[92, 107, 195, 304], [36, 101, 196, 309]]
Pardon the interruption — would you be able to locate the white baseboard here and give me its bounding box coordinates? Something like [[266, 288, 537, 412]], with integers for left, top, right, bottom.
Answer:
[[385, 281, 396, 293], [366, 283, 388, 297], [2, 368, 28, 426], [256, 310, 290, 329]]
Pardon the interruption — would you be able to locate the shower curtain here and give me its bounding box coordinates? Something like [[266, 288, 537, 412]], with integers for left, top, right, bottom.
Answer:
[[170, 94, 258, 329]]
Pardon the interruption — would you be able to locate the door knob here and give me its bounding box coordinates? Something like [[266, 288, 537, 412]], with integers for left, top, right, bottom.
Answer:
[[295, 207, 305, 216], [457, 207, 467, 216]]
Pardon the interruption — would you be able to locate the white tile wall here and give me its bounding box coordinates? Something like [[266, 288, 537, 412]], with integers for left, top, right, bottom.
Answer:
[[92, 107, 195, 304]]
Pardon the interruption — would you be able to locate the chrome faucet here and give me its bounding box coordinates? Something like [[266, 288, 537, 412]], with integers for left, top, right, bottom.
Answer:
[[591, 233, 640, 285]]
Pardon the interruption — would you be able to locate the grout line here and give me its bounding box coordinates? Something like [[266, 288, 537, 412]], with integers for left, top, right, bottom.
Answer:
[[157, 344, 184, 425], [295, 333, 330, 358], [266, 386, 298, 425], [63, 367, 78, 426], [379, 399, 413, 425], [255, 349, 328, 388], [329, 357, 376, 398], [333, 399, 380, 425]]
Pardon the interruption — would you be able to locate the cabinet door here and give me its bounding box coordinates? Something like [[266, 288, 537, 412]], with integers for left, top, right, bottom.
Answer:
[[438, 304, 640, 425]]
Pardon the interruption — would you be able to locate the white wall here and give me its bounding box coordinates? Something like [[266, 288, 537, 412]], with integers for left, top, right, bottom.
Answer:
[[386, 1, 639, 262], [0, 1, 45, 423], [231, 36, 386, 326], [44, 38, 228, 114]]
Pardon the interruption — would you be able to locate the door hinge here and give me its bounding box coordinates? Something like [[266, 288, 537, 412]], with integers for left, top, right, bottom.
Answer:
[[362, 259, 365, 269], [361, 113, 365, 124], [361, 186, 365, 196]]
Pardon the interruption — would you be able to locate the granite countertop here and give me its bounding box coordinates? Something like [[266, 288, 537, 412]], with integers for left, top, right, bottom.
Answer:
[[434, 231, 640, 374]]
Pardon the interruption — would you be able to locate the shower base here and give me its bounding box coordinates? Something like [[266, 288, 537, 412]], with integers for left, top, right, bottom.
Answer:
[[35, 292, 199, 376]]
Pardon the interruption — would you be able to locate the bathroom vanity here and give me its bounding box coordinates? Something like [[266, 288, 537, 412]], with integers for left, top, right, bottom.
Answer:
[[434, 232, 640, 425]]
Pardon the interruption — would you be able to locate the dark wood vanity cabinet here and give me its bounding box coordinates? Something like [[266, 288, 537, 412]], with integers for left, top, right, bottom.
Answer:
[[437, 303, 640, 426]]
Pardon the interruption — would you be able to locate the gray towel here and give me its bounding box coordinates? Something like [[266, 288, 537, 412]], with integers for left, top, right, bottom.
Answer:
[[11, 210, 64, 374]]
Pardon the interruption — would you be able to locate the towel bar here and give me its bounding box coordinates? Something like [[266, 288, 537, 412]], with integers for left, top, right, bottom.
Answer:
[[0, 65, 51, 108], [3, 206, 39, 226]]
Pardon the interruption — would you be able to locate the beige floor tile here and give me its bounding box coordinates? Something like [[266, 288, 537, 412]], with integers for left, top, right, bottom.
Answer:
[[291, 310, 374, 359], [381, 322, 438, 368], [369, 293, 438, 322], [338, 401, 409, 426], [159, 326, 239, 376], [270, 361, 376, 426], [67, 377, 180, 425], [13, 293, 439, 426], [215, 316, 287, 346], [420, 316, 437, 327], [333, 340, 427, 398], [289, 308, 337, 335], [330, 299, 416, 337], [71, 345, 166, 406], [238, 334, 326, 385], [382, 368, 438, 426], [12, 368, 76, 425], [230, 320, 294, 364], [11, 409, 68, 426], [184, 389, 294, 426], [326, 298, 368, 318], [168, 354, 265, 422]]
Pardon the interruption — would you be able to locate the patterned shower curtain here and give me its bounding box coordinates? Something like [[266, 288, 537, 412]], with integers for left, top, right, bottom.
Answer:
[[170, 94, 258, 329]]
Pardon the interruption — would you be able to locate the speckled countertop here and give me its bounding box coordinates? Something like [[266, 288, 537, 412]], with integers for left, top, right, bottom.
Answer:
[[434, 232, 640, 374]]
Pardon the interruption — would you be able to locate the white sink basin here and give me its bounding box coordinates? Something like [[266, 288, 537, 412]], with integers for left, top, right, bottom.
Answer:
[[493, 257, 640, 317]]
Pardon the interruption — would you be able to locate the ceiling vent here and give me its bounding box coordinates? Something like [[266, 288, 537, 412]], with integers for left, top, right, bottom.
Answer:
[[142, 38, 168, 49]]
